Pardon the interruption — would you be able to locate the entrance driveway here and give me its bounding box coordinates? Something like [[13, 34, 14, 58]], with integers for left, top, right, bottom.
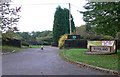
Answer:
[[2, 46, 110, 75]]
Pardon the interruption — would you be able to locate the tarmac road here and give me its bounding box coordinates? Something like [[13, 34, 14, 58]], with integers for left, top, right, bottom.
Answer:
[[2, 46, 111, 75]]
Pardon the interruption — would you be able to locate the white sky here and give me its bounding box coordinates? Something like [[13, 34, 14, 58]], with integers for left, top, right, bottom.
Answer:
[[11, 0, 88, 32]]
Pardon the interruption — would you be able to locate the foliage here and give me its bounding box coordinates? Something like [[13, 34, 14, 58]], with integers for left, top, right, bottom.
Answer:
[[76, 25, 89, 39], [81, 2, 120, 37], [101, 35, 114, 40], [75, 25, 114, 40], [0, 2, 21, 32], [75, 25, 103, 40], [88, 34, 103, 40], [58, 34, 68, 48], [35, 31, 53, 45], [36, 36, 52, 45], [2, 38, 21, 47], [2, 31, 14, 40], [117, 40, 120, 50], [16, 32, 31, 42], [2, 30, 21, 40], [16, 30, 53, 45], [116, 32, 120, 39], [21, 41, 29, 46], [84, 34, 114, 40], [53, 6, 75, 43], [31, 30, 52, 37], [1, 2, 21, 41]]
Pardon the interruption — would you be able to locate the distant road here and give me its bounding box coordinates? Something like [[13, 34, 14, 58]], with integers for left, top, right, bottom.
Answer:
[[2, 46, 110, 75]]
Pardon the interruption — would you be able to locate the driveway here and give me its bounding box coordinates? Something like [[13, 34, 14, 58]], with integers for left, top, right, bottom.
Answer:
[[2, 46, 111, 75]]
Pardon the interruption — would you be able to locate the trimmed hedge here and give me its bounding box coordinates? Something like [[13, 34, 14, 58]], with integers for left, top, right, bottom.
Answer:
[[117, 40, 120, 50], [64, 39, 87, 48], [22, 41, 29, 46], [51, 42, 58, 47], [2, 39, 21, 47], [62, 39, 120, 50]]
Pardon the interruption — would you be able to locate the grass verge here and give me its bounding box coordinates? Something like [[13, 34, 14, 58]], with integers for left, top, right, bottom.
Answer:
[[1, 45, 42, 54], [60, 48, 120, 71], [2, 45, 27, 53], [29, 45, 40, 48]]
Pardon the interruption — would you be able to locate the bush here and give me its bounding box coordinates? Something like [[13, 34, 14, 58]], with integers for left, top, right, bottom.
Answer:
[[116, 32, 120, 49], [22, 41, 29, 46], [43, 41, 51, 45], [84, 33, 103, 40], [89, 35, 103, 40], [2, 38, 21, 47], [58, 34, 68, 49], [117, 40, 120, 50], [116, 32, 120, 40], [101, 35, 114, 40], [51, 42, 58, 47], [84, 33, 114, 40]]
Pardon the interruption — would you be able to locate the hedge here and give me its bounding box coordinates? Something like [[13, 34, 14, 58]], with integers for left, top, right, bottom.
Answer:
[[64, 39, 87, 48], [2, 38, 21, 47], [117, 40, 120, 50]]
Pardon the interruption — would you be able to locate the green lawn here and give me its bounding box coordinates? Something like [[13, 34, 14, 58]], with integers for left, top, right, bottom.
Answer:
[[60, 48, 120, 71]]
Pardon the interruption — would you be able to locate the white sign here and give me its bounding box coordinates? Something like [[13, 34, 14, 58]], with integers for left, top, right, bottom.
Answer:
[[91, 46, 111, 52], [88, 40, 116, 53]]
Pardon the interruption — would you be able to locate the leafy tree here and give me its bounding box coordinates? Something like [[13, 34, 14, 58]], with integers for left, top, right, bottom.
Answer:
[[0, 2, 21, 32], [116, 32, 120, 39], [16, 32, 30, 43], [36, 31, 53, 45], [76, 25, 89, 38], [3, 31, 24, 41], [53, 6, 75, 43], [81, 2, 120, 37], [1, 2, 21, 42], [16, 31, 53, 45]]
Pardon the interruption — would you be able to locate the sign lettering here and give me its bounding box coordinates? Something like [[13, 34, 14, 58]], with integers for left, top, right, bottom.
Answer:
[[91, 46, 110, 52]]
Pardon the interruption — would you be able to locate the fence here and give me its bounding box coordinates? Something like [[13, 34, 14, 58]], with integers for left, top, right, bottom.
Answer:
[[64, 39, 87, 48], [64, 39, 120, 50], [117, 40, 120, 50], [2, 39, 21, 47]]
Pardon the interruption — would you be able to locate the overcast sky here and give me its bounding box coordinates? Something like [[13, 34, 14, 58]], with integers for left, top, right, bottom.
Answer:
[[11, 0, 88, 32]]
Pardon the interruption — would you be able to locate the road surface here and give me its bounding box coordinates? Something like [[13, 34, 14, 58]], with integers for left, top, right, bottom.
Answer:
[[2, 46, 110, 75]]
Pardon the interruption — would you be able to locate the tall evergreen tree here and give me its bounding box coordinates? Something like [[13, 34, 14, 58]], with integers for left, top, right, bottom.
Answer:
[[53, 6, 75, 43]]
